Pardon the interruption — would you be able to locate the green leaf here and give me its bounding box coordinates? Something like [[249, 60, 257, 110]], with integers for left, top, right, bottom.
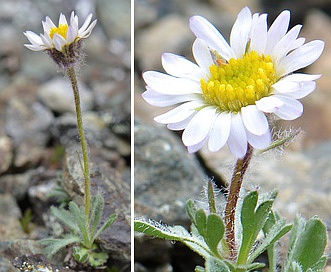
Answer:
[[237, 191, 274, 265], [93, 213, 117, 241], [41, 235, 82, 256], [248, 217, 292, 263], [195, 266, 205, 272], [182, 239, 213, 260], [262, 211, 277, 272], [235, 262, 266, 271], [51, 206, 79, 233], [186, 199, 198, 224], [288, 217, 327, 271], [73, 246, 89, 263], [205, 213, 225, 257], [205, 256, 231, 272], [195, 209, 207, 237], [69, 201, 91, 246], [90, 194, 105, 238], [134, 218, 191, 241], [135, 218, 213, 260], [89, 251, 109, 267], [286, 261, 303, 272], [245, 262, 266, 271], [310, 255, 327, 271]]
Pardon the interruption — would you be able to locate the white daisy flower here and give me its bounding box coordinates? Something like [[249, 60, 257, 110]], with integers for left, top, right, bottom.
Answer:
[[24, 11, 97, 69], [142, 7, 324, 158], [24, 11, 97, 52]]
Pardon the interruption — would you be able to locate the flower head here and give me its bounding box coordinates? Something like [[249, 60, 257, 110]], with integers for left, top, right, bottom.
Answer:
[[142, 7, 324, 158], [24, 11, 97, 69]]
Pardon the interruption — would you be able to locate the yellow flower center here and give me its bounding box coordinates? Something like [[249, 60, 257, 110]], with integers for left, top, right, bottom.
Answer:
[[49, 24, 68, 39], [201, 51, 277, 113]]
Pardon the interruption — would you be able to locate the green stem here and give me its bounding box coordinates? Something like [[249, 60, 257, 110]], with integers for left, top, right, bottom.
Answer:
[[224, 145, 253, 260], [67, 67, 91, 221]]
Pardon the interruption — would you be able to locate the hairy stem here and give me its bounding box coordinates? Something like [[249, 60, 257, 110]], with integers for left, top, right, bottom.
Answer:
[[208, 180, 217, 214], [225, 145, 253, 260], [67, 67, 91, 220]]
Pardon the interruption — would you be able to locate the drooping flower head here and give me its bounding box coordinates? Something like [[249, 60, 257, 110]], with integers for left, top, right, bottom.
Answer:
[[24, 11, 97, 69], [142, 7, 324, 158]]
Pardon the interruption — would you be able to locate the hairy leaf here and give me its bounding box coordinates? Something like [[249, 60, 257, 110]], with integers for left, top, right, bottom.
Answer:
[[205, 213, 225, 257], [41, 235, 81, 256], [51, 206, 79, 233], [205, 256, 230, 272], [287, 216, 327, 271], [238, 191, 274, 264], [93, 213, 117, 241]]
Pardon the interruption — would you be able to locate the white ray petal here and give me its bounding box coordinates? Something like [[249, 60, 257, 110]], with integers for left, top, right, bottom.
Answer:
[[283, 73, 321, 82], [142, 88, 200, 107], [190, 15, 235, 61], [277, 40, 325, 76], [53, 33, 66, 51], [40, 34, 52, 48], [265, 10, 290, 54], [43, 17, 56, 32], [274, 96, 303, 120], [208, 112, 231, 152], [59, 13, 68, 26], [162, 53, 203, 80], [24, 31, 43, 46], [249, 13, 267, 54], [230, 7, 252, 58], [182, 106, 217, 146], [24, 44, 43, 51], [192, 39, 214, 75], [247, 130, 271, 149], [79, 14, 93, 32], [227, 113, 247, 158], [67, 25, 77, 43], [272, 24, 302, 60], [255, 96, 284, 113], [167, 115, 194, 131], [143, 71, 201, 95], [79, 19, 97, 38], [154, 100, 204, 124], [241, 105, 268, 135], [187, 136, 208, 153]]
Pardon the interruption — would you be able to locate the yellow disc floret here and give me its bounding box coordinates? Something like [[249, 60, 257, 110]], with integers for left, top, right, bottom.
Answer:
[[50, 24, 69, 39], [201, 51, 277, 113]]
